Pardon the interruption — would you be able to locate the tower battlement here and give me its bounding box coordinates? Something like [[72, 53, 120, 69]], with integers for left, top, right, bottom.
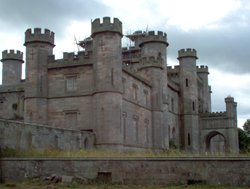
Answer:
[[140, 31, 168, 46], [91, 17, 122, 36], [225, 96, 235, 103], [1, 50, 24, 62], [24, 28, 55, 46], [197, 65, 209, 73], [178, 48, 197, 59]]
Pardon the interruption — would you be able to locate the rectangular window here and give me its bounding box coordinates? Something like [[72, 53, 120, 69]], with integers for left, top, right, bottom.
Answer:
[[133, 115, 139, 142], [144, 89, 148, 106], [144, 119, 149, 144], [122, 112, 127, 141], [171, 98, 174, 112], [122, 78, 126, 93], [192, 101, 195, 111], [66, 75, 77, 92], [132, 84, 138, 100]]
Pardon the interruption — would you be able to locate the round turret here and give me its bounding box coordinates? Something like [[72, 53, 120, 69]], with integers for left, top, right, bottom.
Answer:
[[1, 50, 24, 86], [178, 48, 198, 60], [24, 28, 55, 46], [91, 17, 122, 37]]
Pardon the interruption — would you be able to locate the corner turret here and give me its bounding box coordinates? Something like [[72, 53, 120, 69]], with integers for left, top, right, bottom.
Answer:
[[1, 50, 24, 86], [1, 50, 24, 62], [91, 17, 123, 150], [24, 28, 55, 125], [178, 48, 199, 152], [225, 96, 237, 122]]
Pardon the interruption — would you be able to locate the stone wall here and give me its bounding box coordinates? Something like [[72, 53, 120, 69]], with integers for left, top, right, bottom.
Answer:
[[0, 86, 24, 120], [0, 157, 249, 186], [0, 119, 95, 151], [122, 71, 152, 149]]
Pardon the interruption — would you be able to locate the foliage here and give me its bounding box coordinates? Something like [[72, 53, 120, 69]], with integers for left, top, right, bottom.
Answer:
[[238, 128, 250, 153], [243, 119, 250, 135]]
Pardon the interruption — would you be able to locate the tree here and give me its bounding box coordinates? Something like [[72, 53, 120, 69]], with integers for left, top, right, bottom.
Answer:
[[243, 119, 250, 135], [238, 128, 250, 153]]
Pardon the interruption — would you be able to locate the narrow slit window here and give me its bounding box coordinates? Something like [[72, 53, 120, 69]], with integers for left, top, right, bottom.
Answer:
[[186, 78, 189, 87], [192, 101, 195, 111], [188, 133, 191, 146]]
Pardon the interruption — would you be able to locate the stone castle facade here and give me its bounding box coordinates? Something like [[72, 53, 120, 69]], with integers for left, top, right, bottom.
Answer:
[[0, 17, 239, 153]]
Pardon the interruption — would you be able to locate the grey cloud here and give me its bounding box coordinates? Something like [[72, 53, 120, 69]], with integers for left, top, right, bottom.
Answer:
[[0, 0, 109, 38], [165, 26, 250, 74]]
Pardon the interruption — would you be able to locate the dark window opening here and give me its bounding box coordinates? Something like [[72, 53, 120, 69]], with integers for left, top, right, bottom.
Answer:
[[192, 101, 195, 111], [97, 172, 112, 183], [186, 78, 189, 87], [188, 133, 191, 146]]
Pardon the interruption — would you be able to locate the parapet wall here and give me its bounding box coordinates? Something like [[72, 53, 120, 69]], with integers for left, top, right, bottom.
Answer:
[[48, 51, 93, 69], [24, 28, 54, 46], [1, 50, 24, 62], [197, 65, 209, 73], [1, 157, 250, 186], [0, 119, 95, 151], [91, 17, 122, 36]]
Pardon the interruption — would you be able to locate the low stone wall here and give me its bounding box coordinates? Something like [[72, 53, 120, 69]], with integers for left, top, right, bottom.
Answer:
[[0, 157, 249, 186], [0, 119, 95, 151]]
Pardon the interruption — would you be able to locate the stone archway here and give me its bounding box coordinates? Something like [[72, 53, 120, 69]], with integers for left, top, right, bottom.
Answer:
[[205, 131, 226, 154]]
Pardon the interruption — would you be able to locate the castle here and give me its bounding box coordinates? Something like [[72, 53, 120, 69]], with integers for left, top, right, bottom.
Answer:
[[0, 17, 239, 153]]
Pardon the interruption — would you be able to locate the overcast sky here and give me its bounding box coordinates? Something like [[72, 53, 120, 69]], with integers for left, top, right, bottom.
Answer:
[[0, 0, 249, 127]]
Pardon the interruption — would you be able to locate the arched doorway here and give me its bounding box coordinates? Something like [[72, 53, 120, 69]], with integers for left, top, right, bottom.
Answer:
[[206, 131, 226, 154]]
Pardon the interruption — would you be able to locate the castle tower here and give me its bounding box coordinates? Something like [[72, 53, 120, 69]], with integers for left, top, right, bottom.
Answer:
[[1, 50, 24, 86], [225, 96, 239, 153], [178, 48, 199, 152], [140, 31, 168, 63], [197, 66, 211, 112], [24, 28, 55, 124], [91, 17, 123, 150], [138, 31, 169, 149]]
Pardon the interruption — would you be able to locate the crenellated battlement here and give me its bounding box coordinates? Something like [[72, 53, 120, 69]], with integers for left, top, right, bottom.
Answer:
[[91, 17, 122, 36], [1, 49, 24, 62], [24, 28, 55, 46], [197, 65, 209, 73], [201, 111, 227, 117], [178, 48, 197, 59], [140, 31, 168, 46], [225, 96, 235, 103], [48, 51, 93, 69]]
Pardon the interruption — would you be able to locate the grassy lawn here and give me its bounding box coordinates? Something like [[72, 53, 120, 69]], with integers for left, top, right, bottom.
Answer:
[[1, 148, 250, 158], [0, 179, 249, 189]]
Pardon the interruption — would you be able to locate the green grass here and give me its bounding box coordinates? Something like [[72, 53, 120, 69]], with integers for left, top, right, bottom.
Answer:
[[1, 147, 250, 158], [0, 179, 249, 189]]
